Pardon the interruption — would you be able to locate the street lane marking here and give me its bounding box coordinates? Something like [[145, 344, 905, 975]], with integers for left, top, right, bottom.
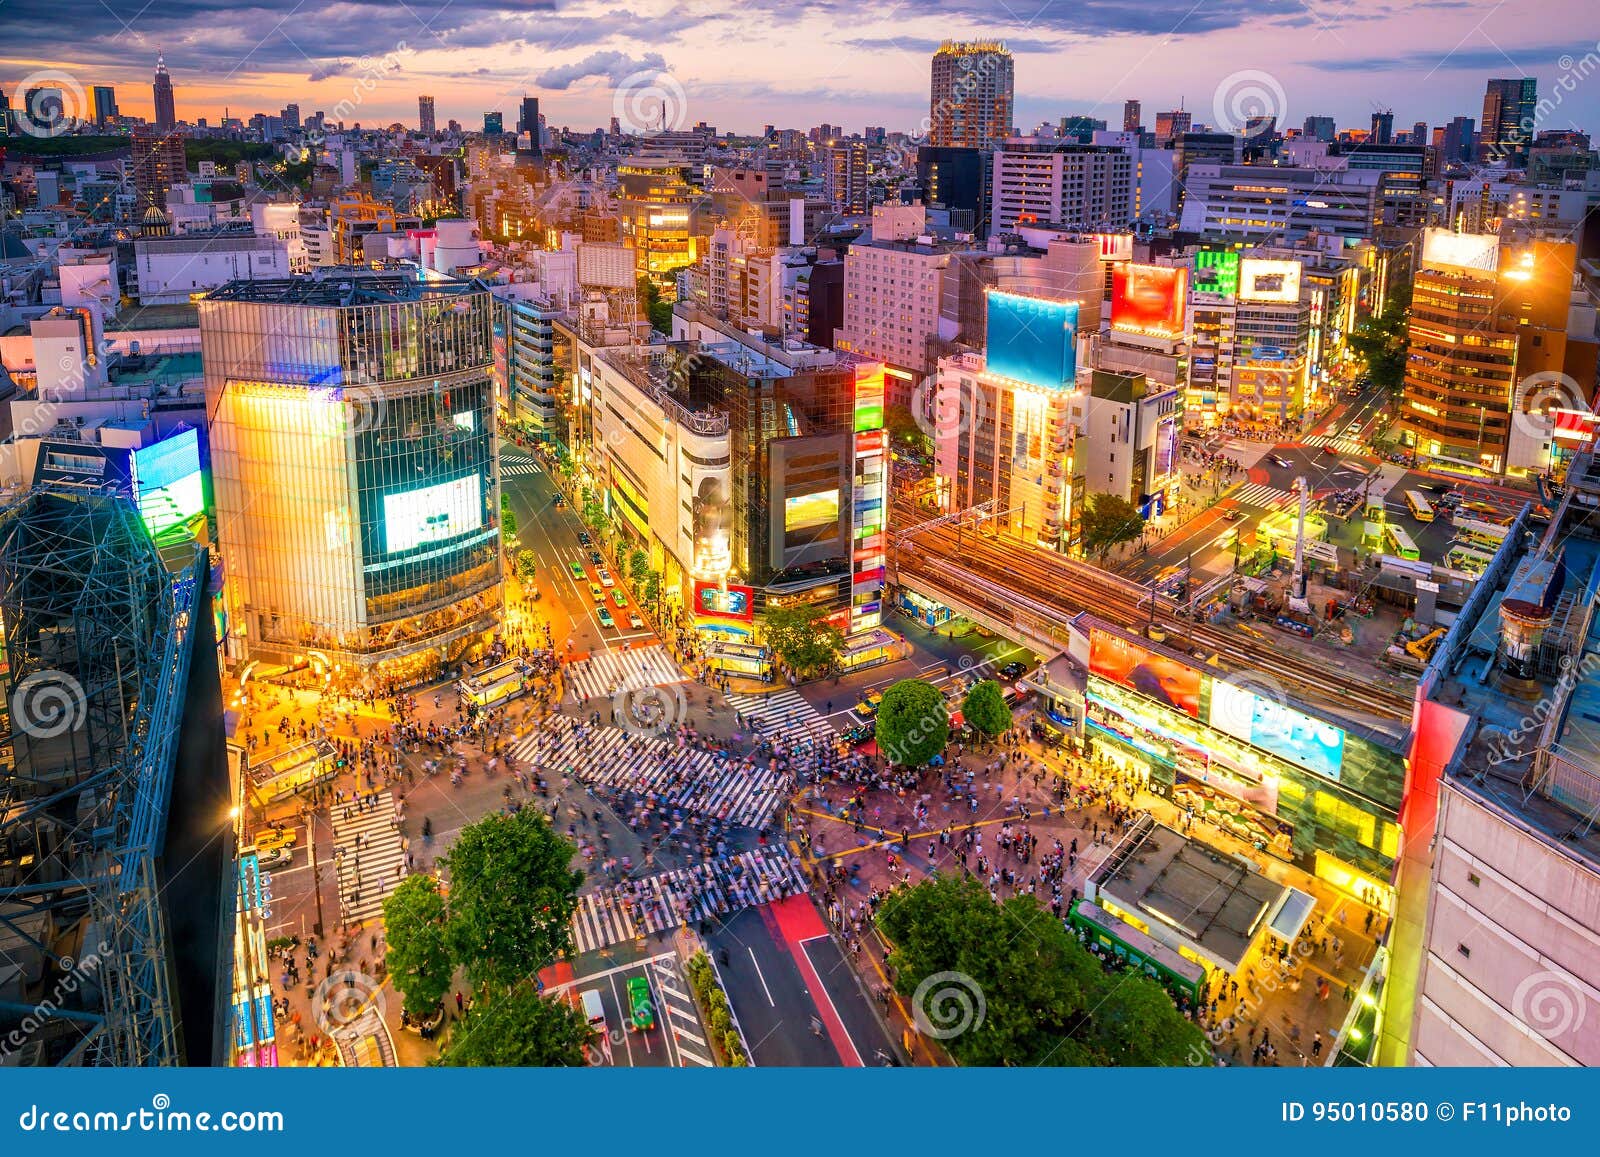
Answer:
[[798, 935, 863, 1066], [748, 946, 776, 1006]]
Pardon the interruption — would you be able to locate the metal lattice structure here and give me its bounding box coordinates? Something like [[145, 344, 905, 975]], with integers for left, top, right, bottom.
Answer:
[[0, 480, 202, 1066]]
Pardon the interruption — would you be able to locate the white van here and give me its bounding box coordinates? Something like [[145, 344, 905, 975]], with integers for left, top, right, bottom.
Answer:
[[580, 988, 607, 1034]]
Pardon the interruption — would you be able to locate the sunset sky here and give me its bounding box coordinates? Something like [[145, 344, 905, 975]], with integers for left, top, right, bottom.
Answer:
[[3, 0, 1595, 137]]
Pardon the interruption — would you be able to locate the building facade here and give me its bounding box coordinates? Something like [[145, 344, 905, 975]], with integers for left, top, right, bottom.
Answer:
[[929, 41, 1014, 149]]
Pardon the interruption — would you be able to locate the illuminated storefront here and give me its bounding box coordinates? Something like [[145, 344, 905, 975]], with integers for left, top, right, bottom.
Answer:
[[230, 851, 278, 1068], [849, 362, 887, 635]]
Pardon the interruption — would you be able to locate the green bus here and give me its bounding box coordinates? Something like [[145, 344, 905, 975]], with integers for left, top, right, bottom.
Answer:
[[1068, 899, 1208, 1005]]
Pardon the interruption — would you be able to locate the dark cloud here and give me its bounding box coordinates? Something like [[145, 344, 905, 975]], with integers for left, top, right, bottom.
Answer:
[[1316, 43, 1582, 72]]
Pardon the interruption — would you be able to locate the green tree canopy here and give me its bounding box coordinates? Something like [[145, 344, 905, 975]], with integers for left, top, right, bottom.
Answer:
[[515, 549, 538, 582], [382, 875, 455, 1018], [1348, 282, 1411, 392], [1079, 492, 1145, 558], [761, 602, 845, 678], [876, 679, 949, 766], [443, 810, 583, 991], [638, 276, 673, 334], [878, 876, 1207, 1067], [581, 498, 607, 531], [628, 548, 650, 583], [962, 678, 1012, 739], [885, 403, 932, 455], [500, 492, 518, 539], [434, 984, 593, 1067]]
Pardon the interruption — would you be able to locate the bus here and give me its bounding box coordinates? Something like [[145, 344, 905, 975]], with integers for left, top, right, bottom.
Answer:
[[1385, 524, 1421, 560], [1404, 490, 1434, 522], [1447, 544, 1494, 575], [1454, 517, 1508, 550], [1068, 899, 1207, 1006], [458, 658, 533, 711]]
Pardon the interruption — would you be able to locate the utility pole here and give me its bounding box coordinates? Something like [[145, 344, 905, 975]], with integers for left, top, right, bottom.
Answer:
[[309, 810, 325, 938]]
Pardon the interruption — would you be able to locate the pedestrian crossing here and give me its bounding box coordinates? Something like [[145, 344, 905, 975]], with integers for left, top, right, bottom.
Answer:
[[568, 847, 807, 956], [500, 457, 542, 477], [566, 644, 685, 702], [1229, 482, 1296, 508], [510, 712, 792, 829], [1303, 434, 1367, 456], [649, 957, 713, 1066], [724, 689, 837, 742], [330, 790, 407, 926]]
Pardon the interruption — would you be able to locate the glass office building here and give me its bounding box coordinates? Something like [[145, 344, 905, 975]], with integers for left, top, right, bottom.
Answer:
[[200, 270, 503, 684]]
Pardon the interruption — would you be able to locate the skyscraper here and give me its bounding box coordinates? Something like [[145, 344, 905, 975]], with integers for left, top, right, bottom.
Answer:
[[281, 103, 300, 130], [1123, 99, 1142, 133], [928, 41, 1014, 148], [519, 96, 540, 136], [92, 85, 118, 126], [1480, 77, 1537, 165], [823, 141, 868, 215], [483, 111, 502, 135], [130, 124, 185, 211], [1154, 110, 1191, 144], [1441, 115, 1475, 163], [1370, 110, 1393, 144], [1303, 115, 1336, 142], [418, 94, 436, 135], [152, 53, 176, 132]]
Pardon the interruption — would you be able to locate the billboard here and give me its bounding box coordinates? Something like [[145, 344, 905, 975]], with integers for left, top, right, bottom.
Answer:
[[1238, 258, 1302, 303], [1193, 249, 1240, 298], [984, 291, 1078, 390], [692, 580, 755, 622], [383, 474, 483, 553], [1209, 681, 1345, 782], [784, 488, 840, 533], [132, 427, 204, 539], [1095, 233, 1134, 262], [1421, 228, 1498, 273], [1111, 263, 1186, 339], [1088, 629, 1201, 718], [577, 242, 636, 289]]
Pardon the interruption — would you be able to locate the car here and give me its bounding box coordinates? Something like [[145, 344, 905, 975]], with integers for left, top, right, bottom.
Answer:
[[589, 582, 605, 602], [552, 496, 566, 509], [999, 660, 1027, 681], [626, 976, 655, 1032], [589, 550, 603, 565], [1220, 507, 1244, 522], [841, 720, 875, 745], [611, 589, 628, 608], [598, 568, 614, 587], [597, 608, 615, 629], [257, 845, 293, 869], [580, 989, 607, 1036], [1269, 454, 1292, 468], [254, 827, 298, 853], [855, 689, 884, 717], [577, 530, 591, 545], [1321, 444, 1337, 455], [628, 613, 644, 629], [1344, 423, 1362, 436], [568, 560, 586, 581]]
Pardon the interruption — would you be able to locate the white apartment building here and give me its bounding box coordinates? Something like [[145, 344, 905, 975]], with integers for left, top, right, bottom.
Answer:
[[133, 228, 292, 305], [1178, 164, 1383, 241], [990, 139, 1135, 233]]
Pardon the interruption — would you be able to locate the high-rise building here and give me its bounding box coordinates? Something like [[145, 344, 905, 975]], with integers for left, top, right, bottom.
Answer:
[[1480, 77, 1538, 165], [130, 124, 185, 211], [989, 138, 1134, 232], [1123, 99, 1141, 133], [92, 85, 118, 126], [1441, 115, 1476, 163], [1303, 115, 1336, 142], [1369, 110, 1394, 144], [823, 140, 868, 215], [1410, 120, 1429, 146], [916, 145, 989, 236], [617, 159, 696, 277], [929, 41, 1014, 148], [483, 111, 502, 135], [199, 270, 503, 677], [281, 103, 300, 130], [1178, 163, 1382, 242], [519, 96, 540, 137], [1153, 110, 1191, 145], [152, 53, 176, 132], [418, 94, 435, 135]]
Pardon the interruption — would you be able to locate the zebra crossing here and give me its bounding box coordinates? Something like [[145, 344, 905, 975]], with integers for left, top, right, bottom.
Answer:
[[1229, 481, 1296, 508], [568, 847, 807, 955], [500, 457, 542, 477], [566, 644, 686, 702], [510, 712, 791, 829], [649, 956, 712, 1066], [330, 790, 407, 926], [724, 689, 837, 742], [1303, 434, 1367, 456]]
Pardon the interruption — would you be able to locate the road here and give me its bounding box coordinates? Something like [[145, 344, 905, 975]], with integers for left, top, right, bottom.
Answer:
[[546, 949, 715, 1068]]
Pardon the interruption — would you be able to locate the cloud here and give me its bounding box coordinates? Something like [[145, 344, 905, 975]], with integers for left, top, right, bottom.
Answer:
[[1316, 42, 1585, 72], [535, 50, 668, 90]]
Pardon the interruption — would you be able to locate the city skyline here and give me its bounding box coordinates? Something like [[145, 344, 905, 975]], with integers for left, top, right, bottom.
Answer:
[[2, 0, 1595, 135]]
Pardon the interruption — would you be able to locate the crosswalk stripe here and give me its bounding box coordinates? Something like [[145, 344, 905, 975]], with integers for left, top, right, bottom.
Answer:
[[724, 690, 837, 741], [566, 645, 685, 702], [1302, 435, 1367, 456], [330, 791, 407, 925], [1230, 482, 1294, 508]]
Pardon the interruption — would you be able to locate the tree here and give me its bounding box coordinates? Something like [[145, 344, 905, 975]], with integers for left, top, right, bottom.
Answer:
[[761, 603, 844, 678], [382, 876, 455, 1019], [515, 549, 538, 583], [581, 498, 607, 532], [1079, 492, 1145, 559], [962, 679, 1012, 739], [628, 548, 649, 584], [638, 276, 673, 334], [877, 877, 1207, 1067], [1348, 283, 1411, 392], [642, 572, 661, 608], [434, 984, 593, 1067], [875, 679, 949, 766], [499, 492, 518, 540], [443, 810, 583, 991], [885, 403, 931, 456]]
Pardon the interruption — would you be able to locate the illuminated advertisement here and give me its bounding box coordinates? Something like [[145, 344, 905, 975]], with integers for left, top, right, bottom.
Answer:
[[383, 474, 483, 553], [1154, 416, 1178, 479], [1421, 227, 1499, 273], [1088, 628, 1201, 718], [693, 580, 755, 622], [1552, 410, 1600, 445], [1193, 249, 1240, 298], [1095, 233, 1134, 262], [785, 488, 840, 533], [131, 427, 205, 539], [1238, 258, 1302, 303], [1111, 263, 1186, 339], [851, 361, 887, 633], [984, 291, 1079, 390], [1209, 681, 1345, 782]]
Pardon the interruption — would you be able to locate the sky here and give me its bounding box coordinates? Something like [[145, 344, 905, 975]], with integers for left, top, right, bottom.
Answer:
[[2, 0, 1597, 139]]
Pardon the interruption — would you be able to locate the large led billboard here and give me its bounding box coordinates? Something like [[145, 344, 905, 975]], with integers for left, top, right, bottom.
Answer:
[[1421, 228, 1498, 273], [384, 475, 483, 553], [984, 291, 1078, 390], [1209, 680, 1345, 782], [1088, 628, 1201, 718], [785, 488, 840, 536], [1111, 264, 1186, 339], [693, 580, 755, 622], [1238, 258, 1302, 303], [1193, 249, 1240, 298], [132, 428, 204, 539]]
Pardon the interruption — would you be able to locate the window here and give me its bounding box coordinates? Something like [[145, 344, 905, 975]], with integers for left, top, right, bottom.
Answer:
[[1456, 944, 1471, 959], [1467, 871, 1480, 887]]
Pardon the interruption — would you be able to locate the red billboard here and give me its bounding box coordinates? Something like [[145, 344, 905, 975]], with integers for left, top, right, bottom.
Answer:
[[1088, 628, 1201, 717], [693, 581, 755, 622], [1111, 263, 1187, 339]]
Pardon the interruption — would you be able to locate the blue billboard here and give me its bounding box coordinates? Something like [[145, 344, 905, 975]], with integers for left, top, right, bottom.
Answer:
[[985, 291, 1078, 391], [1211, 681, 1345, 782]]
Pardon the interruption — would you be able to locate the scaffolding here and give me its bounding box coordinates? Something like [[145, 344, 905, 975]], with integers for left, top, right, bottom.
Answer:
[[0, 478, 203, 1065]]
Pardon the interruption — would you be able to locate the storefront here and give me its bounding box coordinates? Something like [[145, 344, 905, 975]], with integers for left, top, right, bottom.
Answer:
[[897, 588, 956, 627], [704, 640, 768, 678], [839, 626, 902, 672], [248, 738, 339, 808]]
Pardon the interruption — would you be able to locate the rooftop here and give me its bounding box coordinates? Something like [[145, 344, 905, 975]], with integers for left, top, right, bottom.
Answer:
[[203, 268, 487, 307]]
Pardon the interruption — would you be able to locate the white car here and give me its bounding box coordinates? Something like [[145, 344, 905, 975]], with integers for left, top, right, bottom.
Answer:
[[1345, 423, 1362, 436], [598, 568, 614, 588], [628, 613, 644, 629]]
